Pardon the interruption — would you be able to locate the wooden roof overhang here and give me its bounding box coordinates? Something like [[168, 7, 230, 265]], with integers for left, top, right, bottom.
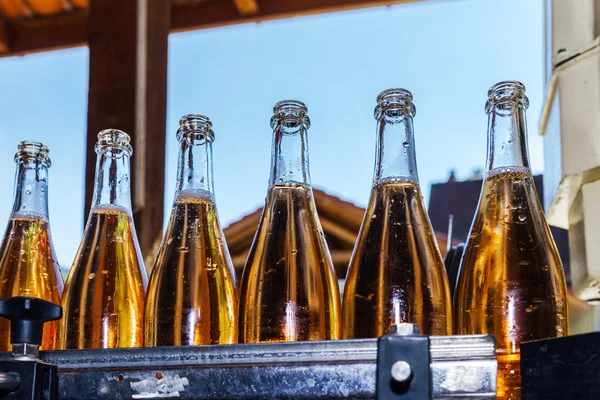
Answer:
[[0, 0, 420, 57]]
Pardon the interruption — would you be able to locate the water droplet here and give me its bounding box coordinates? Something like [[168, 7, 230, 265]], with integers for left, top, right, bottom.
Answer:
[[25, 189, 31, 195], [178, 247, 189, 253], [291, 249, 298, 255], [167, 238, 173, 245], [88, 273, 96, 279], [402, 141, 409, 148], [102, 270, 109, 275], [518, 214, 526, 222], [19, 249, 25, 255], [372, 214, 377, 219]]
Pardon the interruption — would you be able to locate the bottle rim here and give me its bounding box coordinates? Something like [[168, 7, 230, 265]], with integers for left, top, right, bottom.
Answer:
[[485, 80, 529, 114], [14, 140, 51, 167], [95, 129, 133, 155], [270, 99, 311, 129], [375, 88, 416, 119], [177, 114, 215, 143]]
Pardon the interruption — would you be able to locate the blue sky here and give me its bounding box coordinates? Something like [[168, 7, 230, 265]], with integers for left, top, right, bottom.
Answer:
[[0, 0, 544, 267]]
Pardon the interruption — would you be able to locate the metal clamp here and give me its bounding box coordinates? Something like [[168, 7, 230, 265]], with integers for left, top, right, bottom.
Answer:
[[376, 323, 431, 399], [0, 296, 62, 400]]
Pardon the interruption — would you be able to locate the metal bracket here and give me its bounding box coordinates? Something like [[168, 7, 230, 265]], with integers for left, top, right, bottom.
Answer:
[[0, 297, 62, 400], [0, 359, 58, 400], [376, 323, 431, 400]]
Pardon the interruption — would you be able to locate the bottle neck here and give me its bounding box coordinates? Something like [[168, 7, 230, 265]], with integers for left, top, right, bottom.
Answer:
[[374, 111, 419, 184], [269, 122, 311, 187], [12, 160, 49, 218], [486, 102, 530, 174], [91, 150, 133, 211], [175, 136, 214, 198]]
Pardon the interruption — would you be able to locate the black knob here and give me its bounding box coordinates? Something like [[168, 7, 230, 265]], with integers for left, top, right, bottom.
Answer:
[[0, 297, 62, 346]]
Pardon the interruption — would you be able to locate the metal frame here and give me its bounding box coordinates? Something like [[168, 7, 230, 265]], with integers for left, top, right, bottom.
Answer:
[[35, 335, 496, 399]]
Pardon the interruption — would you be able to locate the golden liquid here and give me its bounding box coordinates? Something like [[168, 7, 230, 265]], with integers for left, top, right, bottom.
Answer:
[[342, 179, 452, 338], [455, 168, 569, 400], [61, 206, 147, 349], [238, 184, 341, 343], [145, 192, 237, 346], [0, 214, 63, 351]]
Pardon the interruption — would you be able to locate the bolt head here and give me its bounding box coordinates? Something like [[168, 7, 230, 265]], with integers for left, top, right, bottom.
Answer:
[[391, 323, 420, 336], [391, 360, 413, 383]]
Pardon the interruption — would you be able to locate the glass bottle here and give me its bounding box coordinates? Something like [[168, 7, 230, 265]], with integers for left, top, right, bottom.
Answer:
[[145, 115, 237, 346], [342, 89, 452, 338], [0, 141, 63, 351], [238, 100, 341, 343], [454, 81, 569, 400], [61, 130, 148, 349]]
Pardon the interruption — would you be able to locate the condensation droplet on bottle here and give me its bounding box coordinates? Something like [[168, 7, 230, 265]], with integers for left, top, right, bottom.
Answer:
[[19, 249, 25, 255], [167, 238, 173, 245], [372, 214, 377, 219], [402, 141, 409, 148], [178, 246, 189, 253], [291, 249, 298, 255], [518, 214, 526, 222], [25, 189, 31, 195], [88, 273, 96, 280]]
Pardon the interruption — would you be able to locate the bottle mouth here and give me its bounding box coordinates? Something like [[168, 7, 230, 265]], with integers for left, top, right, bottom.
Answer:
[[375, 88, 416, 119], [177, 114, 215, 143], [270, 100, 311, 129], [485, 80, 529, 114], [95, 129, 133, 156], [14, 140, 51, 167]]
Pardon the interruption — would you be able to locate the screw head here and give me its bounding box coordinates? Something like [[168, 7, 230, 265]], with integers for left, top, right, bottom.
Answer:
[[391, 360, 413, 383]]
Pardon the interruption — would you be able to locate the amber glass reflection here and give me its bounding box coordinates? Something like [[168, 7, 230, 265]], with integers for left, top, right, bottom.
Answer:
[[239, 184, 340, 342], [238, 100, 340, 343], [61, 130, 147, 349], [343, 179, 451, 337], [145, 114, 237, 346], [0, 141, 63, 351], [455, 81, 568, 400], [456, 168, 568, 399], [343, 89, 451, 338]]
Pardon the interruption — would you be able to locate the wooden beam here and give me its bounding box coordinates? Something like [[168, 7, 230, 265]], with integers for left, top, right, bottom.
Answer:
[[0, 19, 8, 53], [232, 0, 258, 17], [3, 0, 420, 56], [9, 11, 86, 55], [85, 0, 169, 269], [171, 0, 417, 33]]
